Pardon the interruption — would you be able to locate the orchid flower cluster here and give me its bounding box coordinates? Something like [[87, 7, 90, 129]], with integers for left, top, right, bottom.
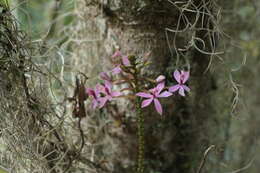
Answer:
[[85, 50, 190, 115]]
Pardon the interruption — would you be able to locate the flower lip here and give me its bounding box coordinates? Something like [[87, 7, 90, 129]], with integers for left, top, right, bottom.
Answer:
[[87, 88, 97, 99]]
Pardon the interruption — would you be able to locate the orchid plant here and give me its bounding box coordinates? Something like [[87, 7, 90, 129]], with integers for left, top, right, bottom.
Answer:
[[81, 50, 190, 173], [85, 50, 190, 114], [86, 50, 190, 115]]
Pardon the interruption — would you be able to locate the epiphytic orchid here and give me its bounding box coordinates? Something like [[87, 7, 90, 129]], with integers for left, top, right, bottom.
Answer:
[[136, 83, 172, 115], [98, 80, 122, 108], [86, 85, 101, 109], [169, 70, 190, 96]]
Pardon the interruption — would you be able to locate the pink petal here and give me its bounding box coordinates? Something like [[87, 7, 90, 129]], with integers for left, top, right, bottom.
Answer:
[[100, 72, 111, 81], [136, 92, 153, 98], [182, 85, 190, 92], [178, 87, 185, 96], [156, 75, 165, 83], [111, 91, 121, 97], [154, 98, 163, 115], [149, 87, 156, 93], [100, 84, 110, 95], [104, 80, 112, 90], [86, 88, 94, 96], [107, 95, 113, 101], [122, 56, 130, 66], [141, 98, 153, 108], [156, 82, 165, 94], [112, 66, 122, 74], [158, 91, 172, 98], [94, 88, 100, 97], [98, 97, 108, 108], [182, 71, 190, 83], [169, 85, 180, 92], [104, 81, 112, 95], [96, 84, 105, 93], [92, 100, 98, 109], [173, 70, 181, 83], [112, 50, 122, 58]]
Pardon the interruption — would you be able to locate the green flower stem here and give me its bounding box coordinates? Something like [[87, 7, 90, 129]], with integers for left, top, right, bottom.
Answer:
[[136, 97, 145, 173], [132, 58, 145, 173]]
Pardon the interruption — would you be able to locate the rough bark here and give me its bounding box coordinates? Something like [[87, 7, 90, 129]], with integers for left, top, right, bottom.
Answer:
[[71, 0, 232, 173], [5, 0, 259, 173]]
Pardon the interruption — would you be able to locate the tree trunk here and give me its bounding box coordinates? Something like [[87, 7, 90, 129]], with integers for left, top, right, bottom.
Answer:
[[5, 0, 255, 172], [71, 0, 232, 173]]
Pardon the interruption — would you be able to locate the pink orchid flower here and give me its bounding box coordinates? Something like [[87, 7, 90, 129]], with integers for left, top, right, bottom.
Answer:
[[86, 85, 101, 109], [98, 81, 122, 108], [169, 70, 190, 96], [136, 83, 172, 115]]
